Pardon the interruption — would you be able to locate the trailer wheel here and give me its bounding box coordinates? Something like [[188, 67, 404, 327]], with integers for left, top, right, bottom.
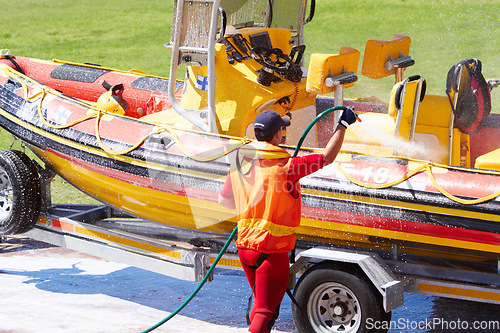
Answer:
[[0, 150, 42, 235], [293, 264, 388, 333]]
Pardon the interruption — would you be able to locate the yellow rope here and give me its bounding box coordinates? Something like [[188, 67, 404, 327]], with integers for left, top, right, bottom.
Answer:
[[339, 148, 500, 177], [93, 110, 161, 156], [34, 88, 98, 129], [334, 161, 428, 189], [3, 66, 499, 204], [156, 125, 252, 162], [2, 67, 250, 161], [334, 157, 500, 205], [425, 164, 500, 205]]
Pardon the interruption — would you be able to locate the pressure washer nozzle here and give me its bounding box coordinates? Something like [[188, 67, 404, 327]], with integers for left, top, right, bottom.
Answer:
[[349, 107, 361, 122]]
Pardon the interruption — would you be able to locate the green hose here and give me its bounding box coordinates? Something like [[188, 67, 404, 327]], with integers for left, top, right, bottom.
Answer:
[[141, 226, 238, 333], [141, 105, 347, 332], [293, 106, 347, 157]]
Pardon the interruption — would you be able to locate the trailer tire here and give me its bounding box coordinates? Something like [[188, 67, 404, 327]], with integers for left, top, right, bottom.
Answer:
[[293, 264, 388, 333], [0, 150, 42, 235]]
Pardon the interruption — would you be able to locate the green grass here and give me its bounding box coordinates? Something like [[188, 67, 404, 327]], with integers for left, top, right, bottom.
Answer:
[[2, 0, 173, 75], [304, 0, 500, 104], [1, 0, 499, 202]]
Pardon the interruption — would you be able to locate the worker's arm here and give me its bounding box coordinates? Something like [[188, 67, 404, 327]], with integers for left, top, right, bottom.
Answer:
[[324, 108, 358, 165], [324, 125, 346, 165]]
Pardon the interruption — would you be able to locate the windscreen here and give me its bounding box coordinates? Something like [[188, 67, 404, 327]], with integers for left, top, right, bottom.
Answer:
[[220, 0, 269, 28], [220, 0, 303, 32], [170, 0, 305, 47]]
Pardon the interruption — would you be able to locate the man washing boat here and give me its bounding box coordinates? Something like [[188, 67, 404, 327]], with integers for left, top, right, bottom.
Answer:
[[218, 108, 358, 333]]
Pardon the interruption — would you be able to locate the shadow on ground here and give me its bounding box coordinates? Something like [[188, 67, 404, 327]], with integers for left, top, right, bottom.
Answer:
[[0, 236, 296, 331]]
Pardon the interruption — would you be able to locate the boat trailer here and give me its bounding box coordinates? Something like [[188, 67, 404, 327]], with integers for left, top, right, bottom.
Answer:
[[14, 164, 500, 331]]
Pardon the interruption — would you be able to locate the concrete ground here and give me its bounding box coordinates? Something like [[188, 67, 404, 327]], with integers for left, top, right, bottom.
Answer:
[[0, 236, 294, 333], [2, 236, 500, 333]]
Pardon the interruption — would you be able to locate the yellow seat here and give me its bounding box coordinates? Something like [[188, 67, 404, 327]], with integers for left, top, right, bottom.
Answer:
[[362, 34, 412, 80], [388, 75, 426, 142], [345, 74, 460, 165], [416, 94, 452, 127], [474, 148, 500, 171], [306, 47, 360, 95], [344, 76, 425, 152]]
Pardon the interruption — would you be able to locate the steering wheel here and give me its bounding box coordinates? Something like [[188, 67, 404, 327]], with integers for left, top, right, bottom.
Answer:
[[250, 47, 302, 82]]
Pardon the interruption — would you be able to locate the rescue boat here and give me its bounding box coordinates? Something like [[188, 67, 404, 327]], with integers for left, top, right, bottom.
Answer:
[[0, 0, 499, 268]]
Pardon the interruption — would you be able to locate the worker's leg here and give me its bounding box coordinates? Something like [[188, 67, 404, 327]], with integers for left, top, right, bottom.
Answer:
[[239, 249, 289, 333]]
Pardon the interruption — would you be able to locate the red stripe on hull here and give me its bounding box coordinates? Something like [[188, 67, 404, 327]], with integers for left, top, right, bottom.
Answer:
[[303, 203, 500, 247], [47, 148, 219, 203], [49, 147, 500, 248]]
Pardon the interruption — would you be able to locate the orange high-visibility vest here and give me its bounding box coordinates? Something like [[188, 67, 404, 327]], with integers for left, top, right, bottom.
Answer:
[[230, 142, 301, 254]]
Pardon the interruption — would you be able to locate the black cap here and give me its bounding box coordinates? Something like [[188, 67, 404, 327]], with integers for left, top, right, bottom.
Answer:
[[254, 110, 291, 138]]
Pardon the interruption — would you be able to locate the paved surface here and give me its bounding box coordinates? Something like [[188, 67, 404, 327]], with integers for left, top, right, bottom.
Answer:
[[0, 236, 292, 333], [2, 236, 500, 333]]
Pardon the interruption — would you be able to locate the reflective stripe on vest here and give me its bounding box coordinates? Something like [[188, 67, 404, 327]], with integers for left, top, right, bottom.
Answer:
[[238, 218, 297, 237]]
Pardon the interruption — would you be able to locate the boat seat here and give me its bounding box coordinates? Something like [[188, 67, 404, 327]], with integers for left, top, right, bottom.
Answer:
[[306, 47, 360, 95], [362, 34, 413, 80], [307, 47, 360, 148], [345, 75, 467, 165], [474, 148, 500, 171], [345, 75, 425, 149], [388, 75, 426, 142]]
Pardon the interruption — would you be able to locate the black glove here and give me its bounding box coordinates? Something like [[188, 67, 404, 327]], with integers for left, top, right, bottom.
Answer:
[[338, 107, 358, 128]]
